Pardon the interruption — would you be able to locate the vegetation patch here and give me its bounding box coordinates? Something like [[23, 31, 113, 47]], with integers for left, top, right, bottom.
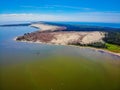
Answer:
[[87, 42, 106, 48], [105, 43, 120, 53], [104, 32, 120, 45]]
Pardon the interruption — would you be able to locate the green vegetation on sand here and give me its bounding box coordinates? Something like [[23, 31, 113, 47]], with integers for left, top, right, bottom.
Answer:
[[105, 43, 120, 53]]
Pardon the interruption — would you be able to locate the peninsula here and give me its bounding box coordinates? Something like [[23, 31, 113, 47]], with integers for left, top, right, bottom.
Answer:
[[15, 23, 120, 56]]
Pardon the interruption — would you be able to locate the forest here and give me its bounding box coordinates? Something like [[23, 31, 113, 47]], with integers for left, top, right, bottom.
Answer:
[[104, 31, 120, 45]]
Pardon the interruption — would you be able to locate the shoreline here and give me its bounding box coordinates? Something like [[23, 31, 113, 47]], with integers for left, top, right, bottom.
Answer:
[[14, 23, 120, 57], [14, 38, 120, 57]]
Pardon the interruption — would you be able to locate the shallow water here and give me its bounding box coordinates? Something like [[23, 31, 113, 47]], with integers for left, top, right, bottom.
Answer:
[[0, 25, 120, 90]]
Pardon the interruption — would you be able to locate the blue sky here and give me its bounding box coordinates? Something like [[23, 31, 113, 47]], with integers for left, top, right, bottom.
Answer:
[[0, 0, 120, 22]]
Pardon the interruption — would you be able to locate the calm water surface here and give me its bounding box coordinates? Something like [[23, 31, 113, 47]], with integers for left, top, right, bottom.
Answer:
[[0, 25, 120, 90]]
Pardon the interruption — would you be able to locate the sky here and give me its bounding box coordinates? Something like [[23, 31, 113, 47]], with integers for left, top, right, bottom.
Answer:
[[0, 0, 120, 23]]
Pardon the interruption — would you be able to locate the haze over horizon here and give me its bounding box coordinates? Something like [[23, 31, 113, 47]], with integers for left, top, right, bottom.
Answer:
[[0, 0, 120, 23]]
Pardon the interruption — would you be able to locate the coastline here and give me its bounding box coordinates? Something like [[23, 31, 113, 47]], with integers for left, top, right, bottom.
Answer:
[[14, 38, 120, 57], [14, 23, 120, 57]]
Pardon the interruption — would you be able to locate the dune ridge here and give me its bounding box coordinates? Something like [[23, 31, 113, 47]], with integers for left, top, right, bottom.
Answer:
[[16, 23, 105, 45]]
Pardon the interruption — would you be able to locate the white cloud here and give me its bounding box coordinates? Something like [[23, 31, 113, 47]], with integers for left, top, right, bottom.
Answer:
[[21, 5, 92, 11], [0, 12, 120, 23], [0, 14, 65, 21], [21, 5, 53, 9], [47, 5, 92, 10]]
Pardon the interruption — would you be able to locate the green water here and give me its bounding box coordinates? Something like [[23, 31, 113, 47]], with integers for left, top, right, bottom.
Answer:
[[0, 26, 120, 90]]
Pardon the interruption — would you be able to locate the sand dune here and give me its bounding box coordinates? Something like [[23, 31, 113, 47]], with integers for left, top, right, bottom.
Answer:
[[31, 23, 67, 31], [16, 30, 105, 45], [49, 31, 105, 45]]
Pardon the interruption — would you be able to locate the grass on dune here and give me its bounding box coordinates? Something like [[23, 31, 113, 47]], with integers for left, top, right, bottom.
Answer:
[[105, 43, 120, 53]]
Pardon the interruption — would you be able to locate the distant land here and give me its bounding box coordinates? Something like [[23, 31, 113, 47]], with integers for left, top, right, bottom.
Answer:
[[1, 21, 120, 32], [0, 23, 31, 27]]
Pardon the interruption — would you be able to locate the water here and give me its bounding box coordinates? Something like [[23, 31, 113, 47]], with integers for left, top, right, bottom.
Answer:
[[0, 22, 120, 90], [54, 22, 120, 28]]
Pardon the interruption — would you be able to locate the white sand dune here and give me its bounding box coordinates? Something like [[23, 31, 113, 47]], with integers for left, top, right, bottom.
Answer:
[[50, 31, 105, 45], [30, 23, 105, 45], [31, 23, 67, 31]]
